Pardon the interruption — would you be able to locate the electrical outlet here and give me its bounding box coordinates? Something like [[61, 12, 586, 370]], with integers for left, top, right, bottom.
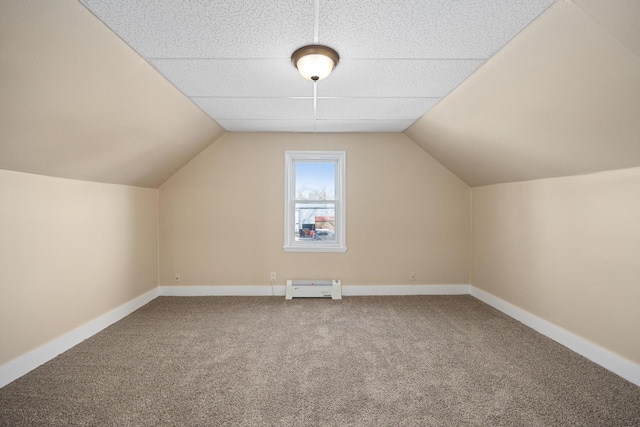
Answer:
[[174, 273, 181, 283], [270, 272, 276, 282], [410, 272, 416, 281]]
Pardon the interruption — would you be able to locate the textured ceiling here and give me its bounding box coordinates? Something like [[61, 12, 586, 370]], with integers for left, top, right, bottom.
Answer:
[[2, 0, 637, 189], [79, 0, 555, 133]]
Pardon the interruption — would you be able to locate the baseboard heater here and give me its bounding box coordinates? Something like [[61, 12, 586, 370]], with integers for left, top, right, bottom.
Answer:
[[285, 280, 342, 300]]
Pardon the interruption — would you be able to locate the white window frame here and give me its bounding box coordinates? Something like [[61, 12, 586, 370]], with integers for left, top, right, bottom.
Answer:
[[283, 151, 346, 253]]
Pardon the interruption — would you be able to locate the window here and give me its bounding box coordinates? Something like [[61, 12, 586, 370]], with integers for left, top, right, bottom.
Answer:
[[284, 151, 346, 252]]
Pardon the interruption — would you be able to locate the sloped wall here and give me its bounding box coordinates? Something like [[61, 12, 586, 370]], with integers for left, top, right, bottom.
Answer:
[[159, 132, 470, 287], [0, 0, 225, 188], [471, 167, 640, 364], [0, 170, 158, 366]]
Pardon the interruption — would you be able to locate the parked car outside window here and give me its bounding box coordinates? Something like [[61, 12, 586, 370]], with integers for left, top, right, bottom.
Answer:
[[314, 228, 335, 240]]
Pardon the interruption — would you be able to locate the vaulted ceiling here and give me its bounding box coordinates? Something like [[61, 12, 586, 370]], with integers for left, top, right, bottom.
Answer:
[[406, 0, 640, 186], [0, 0, 224, 188], [0, 0, 639, 188]]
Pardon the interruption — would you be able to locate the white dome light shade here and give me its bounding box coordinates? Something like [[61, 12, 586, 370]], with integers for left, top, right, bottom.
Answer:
[[291, 45, 340, 82], [296, 54, 334, 81]]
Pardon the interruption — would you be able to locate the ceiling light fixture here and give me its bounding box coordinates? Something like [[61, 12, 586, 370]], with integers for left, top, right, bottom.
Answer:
[[291, 45, 340, 82]]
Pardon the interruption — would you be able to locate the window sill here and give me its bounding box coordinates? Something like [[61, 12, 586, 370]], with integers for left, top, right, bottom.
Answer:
[[283, 245, 347, 253]]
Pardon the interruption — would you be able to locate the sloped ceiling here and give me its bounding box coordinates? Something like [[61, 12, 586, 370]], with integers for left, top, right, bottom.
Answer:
[[1, 1, 638, 189], [405, 0, 640, 187], [0, 0, 224, 188]]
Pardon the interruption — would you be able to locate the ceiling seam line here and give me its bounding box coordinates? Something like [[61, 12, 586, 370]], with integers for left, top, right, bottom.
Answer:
[[313, 83, 318, 121], [190, 96, 444, 99], [146, 57, 488, 61], [314, 0, 320, 44], [217, 119, 415, 122]]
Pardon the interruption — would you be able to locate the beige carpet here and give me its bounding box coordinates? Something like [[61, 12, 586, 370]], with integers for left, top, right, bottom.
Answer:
[[1, 295, 639, 426]]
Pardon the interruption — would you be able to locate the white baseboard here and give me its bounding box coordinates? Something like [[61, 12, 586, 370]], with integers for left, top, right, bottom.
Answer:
[[470, 286, 640, 387], [4, 284, 637, 390], [343, 284, 470, 296], [159, 285, 286, 296], [0, 287, 159, 389], [159, 284, 470, 297]]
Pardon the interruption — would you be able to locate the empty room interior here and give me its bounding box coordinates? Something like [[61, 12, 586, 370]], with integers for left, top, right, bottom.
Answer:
[[1, 0, 639, 425]]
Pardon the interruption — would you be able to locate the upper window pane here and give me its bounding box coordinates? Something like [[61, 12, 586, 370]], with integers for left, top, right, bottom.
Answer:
[[295, 161, 335, 201]]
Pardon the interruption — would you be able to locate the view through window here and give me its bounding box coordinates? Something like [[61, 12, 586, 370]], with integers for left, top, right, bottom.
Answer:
[[294, 161, 336, 242], [284, 151, 346, 252]]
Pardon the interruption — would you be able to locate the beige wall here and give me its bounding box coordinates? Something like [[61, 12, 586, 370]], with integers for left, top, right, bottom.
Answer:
[[0, 170, 158, 366], [471, 167, 640, 364], [159, 132, 470, 287], [0, 0, 225, 188]]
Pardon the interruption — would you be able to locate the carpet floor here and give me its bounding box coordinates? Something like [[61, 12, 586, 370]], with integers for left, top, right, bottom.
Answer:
[[1, 295, 639, 426]]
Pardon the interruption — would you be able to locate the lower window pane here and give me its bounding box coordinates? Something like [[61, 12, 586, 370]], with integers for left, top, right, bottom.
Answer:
[[294, 203, 336, 242]]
